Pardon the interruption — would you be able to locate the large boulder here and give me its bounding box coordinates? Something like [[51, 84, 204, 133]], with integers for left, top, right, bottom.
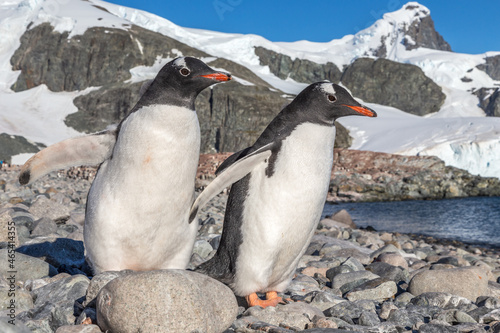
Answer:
[[341, 58, 445, 116], [96, 270, 238, 333], [408, 266, 489, 301]]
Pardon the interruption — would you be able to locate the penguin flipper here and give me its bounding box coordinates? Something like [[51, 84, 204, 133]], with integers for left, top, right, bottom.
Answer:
[[189, 143, 274, 223], [215, 147, 251, 175], [19, 129, 117, 185]]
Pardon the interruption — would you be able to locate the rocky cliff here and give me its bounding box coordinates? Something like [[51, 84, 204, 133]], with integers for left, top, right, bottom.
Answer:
[[254, 47, 342, 84], [474, 55, 500, 117], [341, 58, 445, 116], [10, 23, 207, 92], [6, 22, 352, 159], [477, 55, 500, 81], [253, 50, 446, 116], [402, 8, 452, 52], [475, 88, 500, 117]]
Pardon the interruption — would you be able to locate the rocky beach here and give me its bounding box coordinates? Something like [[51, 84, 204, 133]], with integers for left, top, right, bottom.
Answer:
[[1, 151, 500, 332]]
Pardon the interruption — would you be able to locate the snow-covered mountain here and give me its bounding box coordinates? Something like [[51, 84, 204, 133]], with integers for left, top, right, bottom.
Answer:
[[1, 0, 500, 178]]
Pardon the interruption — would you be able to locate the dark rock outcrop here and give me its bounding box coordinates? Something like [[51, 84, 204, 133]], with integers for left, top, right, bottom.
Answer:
[[196, 82, 352, 152], [9, 22, 211, 136], [254, 46, 342, 84], [474, 88, 500, 117], [328, 149, 500, 202], [341, 58, 446, 116], [477, 55, 500, 81], [0, 133, 43, 163], [66, 81, 144, 133], [196, 82, 287, 153], [402, 12, 452, 51], [10, 23, 207, 92]]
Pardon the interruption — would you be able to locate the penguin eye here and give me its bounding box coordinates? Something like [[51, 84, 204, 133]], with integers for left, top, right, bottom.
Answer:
[[180, 68, 190, 76], [327, 94, 336, 102]]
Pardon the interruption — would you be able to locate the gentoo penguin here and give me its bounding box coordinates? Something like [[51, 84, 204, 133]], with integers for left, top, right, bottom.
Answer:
[[19, 57, 231, 274], [189, 82, 376, 307]]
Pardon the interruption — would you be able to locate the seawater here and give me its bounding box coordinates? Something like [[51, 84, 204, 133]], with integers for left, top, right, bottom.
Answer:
[[322, 196, 500, 248]]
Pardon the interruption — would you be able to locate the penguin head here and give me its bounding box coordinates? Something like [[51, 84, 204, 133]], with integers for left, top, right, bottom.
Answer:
[[138, 57, 231, 109], [293, 82, 377, 124], [157, 57, 231, 93]]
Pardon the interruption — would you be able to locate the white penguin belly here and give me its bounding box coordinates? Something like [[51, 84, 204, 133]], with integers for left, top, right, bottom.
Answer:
[[232, 123, 336, 296], [84, 105, 200, 273]]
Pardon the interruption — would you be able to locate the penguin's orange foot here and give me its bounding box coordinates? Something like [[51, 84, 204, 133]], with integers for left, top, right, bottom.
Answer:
[[245, 291, 284, 308]]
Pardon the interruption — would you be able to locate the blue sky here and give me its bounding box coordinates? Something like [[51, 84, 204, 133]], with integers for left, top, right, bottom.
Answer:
[[104, 0, 500, 54]]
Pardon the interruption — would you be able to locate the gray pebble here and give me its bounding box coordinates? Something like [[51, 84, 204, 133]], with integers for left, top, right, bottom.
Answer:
[[345, 278, 398, 302], [0, 318, 32, 333], [18, 274, 89, 331], [286, 274, 321, 296], [192, 239, 214, 259], [366, 261, 410, 283], [330, 270, 379, 291], [326, 265, 353, 282], [30, 217, 58, 237]]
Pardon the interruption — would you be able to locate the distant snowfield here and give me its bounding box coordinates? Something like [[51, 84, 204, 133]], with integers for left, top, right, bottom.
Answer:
[[1, 0, 500, 178], [338, 104, 500, 178]]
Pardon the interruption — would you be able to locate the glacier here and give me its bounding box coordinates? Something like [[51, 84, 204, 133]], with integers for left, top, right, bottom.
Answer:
[[417, 140, 500, 178]]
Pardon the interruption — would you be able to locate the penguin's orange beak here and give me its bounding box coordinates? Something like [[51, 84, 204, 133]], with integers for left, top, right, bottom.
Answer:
[[200, 73, 232, 82], [343, 105, 377, 117]]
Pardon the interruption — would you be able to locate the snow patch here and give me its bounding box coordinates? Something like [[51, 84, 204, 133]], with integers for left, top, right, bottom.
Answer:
[[127, 56, 173, 83], [11, 153, 35, 165], [134, 38, 143, 54], [0, 84, 85, 145]]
